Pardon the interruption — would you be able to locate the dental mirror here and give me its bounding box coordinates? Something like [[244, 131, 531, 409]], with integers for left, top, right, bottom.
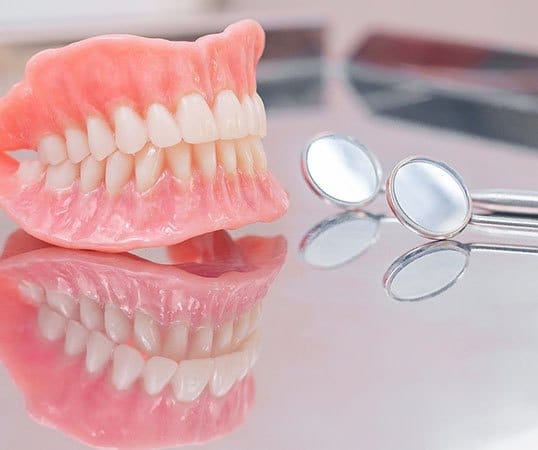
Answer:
[[302, 134, 383, 208]]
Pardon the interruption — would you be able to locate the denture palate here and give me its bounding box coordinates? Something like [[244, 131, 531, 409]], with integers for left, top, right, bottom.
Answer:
[[22, 91, 268, 194], [30, 280, 261, 401]]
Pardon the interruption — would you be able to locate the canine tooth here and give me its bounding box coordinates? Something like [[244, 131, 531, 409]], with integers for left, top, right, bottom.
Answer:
[[65, 320, 89, 356], [65, 128, 90, 163], [17, 160, 45, 185], [46, 159, 78, 189], [37, 304, 67, 341], [165, 142, 191, 181], [135, 143, 164, 192], [161, 322, 188, 361], [250, 137, 267, 171], [236, 139, 254, 175], [213, 321, 233, 355], [112, 345, 145, 390], [38, 134, 67, 165], [252, 93, 267, 136], [147, 103, 181, 147], [176, 93, 217, 144], [171, 358, 214, 402], [216, 140, 237, 174], [80, 155, 105, 193], [193, 142, 216, 178], [233, 312, 250, 346], [211, 353, 244, 397], [241, 95, 258, 135], [79, 295, 103, 330], [114, 106, 148, 154], [242, 332, 261, 369], [85, 331, 114, 374], [18, 281, 45, 304], [105, 151, 133, 195], [87, 116, 116, 161], [104, 303, 131, 343], [213, 90, 248, 139], [134, 312, 161, 355], [143, 356, 178, 395], [46, 290, 78, 319], [188, 326, 213, 359]]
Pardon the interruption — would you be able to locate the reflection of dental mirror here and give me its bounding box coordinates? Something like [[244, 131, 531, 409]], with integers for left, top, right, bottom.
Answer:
[[384, 240, 538, 302]]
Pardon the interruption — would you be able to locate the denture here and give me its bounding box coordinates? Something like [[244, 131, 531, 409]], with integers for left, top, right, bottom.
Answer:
[[0, 19, 288, 251], [0, 230, 286, 448]]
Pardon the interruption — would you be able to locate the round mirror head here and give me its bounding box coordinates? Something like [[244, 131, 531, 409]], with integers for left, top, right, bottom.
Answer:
[[300, 212, 380, 269], [386, 157, 472, 239], [302, 134, 383, 208], [383, 241, 469, 301]]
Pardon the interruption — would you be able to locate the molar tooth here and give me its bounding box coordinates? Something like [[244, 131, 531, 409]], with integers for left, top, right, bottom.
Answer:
[[213, 321, 233, 355], [104, 303, 131, 343], [161, 322, 188, 361], [171, 358, 214, 402], [79, 295, 103, 330], [165, 142, 191, 181], [38, 134, 67, 165], [143, 356, 178, 395], [235, 139, 254, 176], [80, 155, 105, 193], [105, 151, 133, 195], [85, 331, 114, 374], [45, 159, 78, 189], [37, 304, 67, 341], [250, 137, 267, 171], [213, 90, 248, 139], [193, 142, 216, 179], [87, 116, 116, 161], [241, 95, 258, 135], [18, 281, 45, 305], [210, 353, 244, 397], [46, 290, 78, 319], [135, 143, 164, 192], [17, 160, 45, 185], [176, 93, 217, 144], [65, 128, 90, 163], [233, 312, 250, 346], [147, 103, 181, 147], [216, 140, 237, 174], [252, 93, 267, 136], [64, 320, 89, 356], [114, 106, 148, 154], [134, 312, 161, 356], [188, 326, 213, 359], [112, 344, 145, 390]]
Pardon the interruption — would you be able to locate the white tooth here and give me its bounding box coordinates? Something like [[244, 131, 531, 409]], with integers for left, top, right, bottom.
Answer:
[[248, 302, 262, 333], [18, 281, 45, 305], [45, 159, 78, 189], [216, 140, 237, 174], [176, 93, 217, 144], [249, 137, 267, 171], [192, 142, 216, 179], [112, 344, 145, 390], [213, 90, 248, 139], [37, 304, 67, 341], [147, 103, 181, 147], [65, 128, 90, 163], [80, 155, 105, 193], [188, 326, 213, 359], [241, 95, 258, 135], [105, 151, 133, 195], [135, 143, 164, 192], [38, 134, 67, 165], [241, 332, 261, 369], [235, 139, 254, 175], [252, 93, 267, 136], [46, 290, 78, 319], [79, 295, 103, 331], [165, 142, 191, 181], [64, 320, 89, 356], [233, 312, 250, 346], [17, 160, 45, 185], [213, 321, 233, 355], [143, 356, 178, 395], [210, 352, 244, 397], [161, 322, 189, 361], [237, 349, 250, 379], [134, 312, 161, 355], [104, 303, 131, 343], [87, 116, 116, 161], [114, 106, 148, 154], [85, 331, 114, 374], [170, 358, 214, 402]]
